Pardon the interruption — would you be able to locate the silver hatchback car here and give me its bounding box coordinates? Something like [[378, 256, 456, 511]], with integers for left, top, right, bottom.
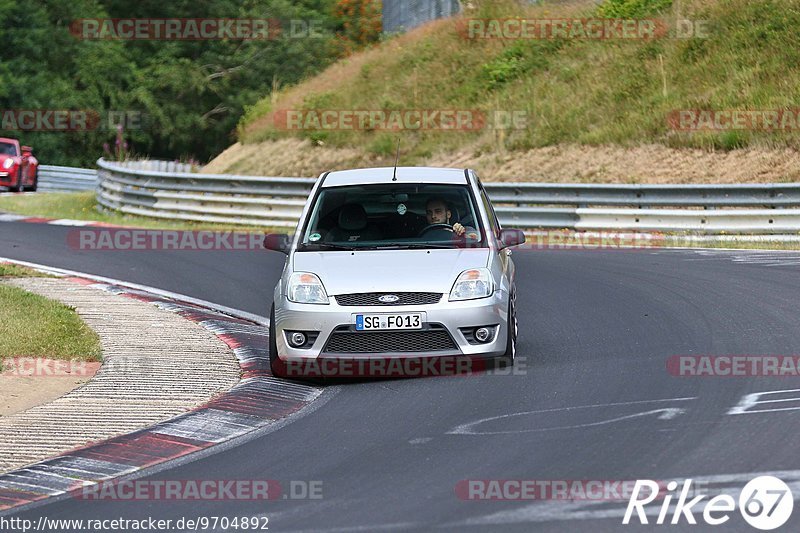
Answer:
[[264, 167, 525, 379]]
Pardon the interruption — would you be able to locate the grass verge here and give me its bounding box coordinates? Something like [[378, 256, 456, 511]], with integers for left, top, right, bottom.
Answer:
[[0, 263, 53, 278], [0, 273, 102, 370]]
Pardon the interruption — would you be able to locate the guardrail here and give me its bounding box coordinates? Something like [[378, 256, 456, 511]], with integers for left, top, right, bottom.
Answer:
[[107, 160, 199, 173], [39, 165, 98, 192], [96, 159, 800, 233], [485, 182, 800, 233], [97, 159, 314, 227]]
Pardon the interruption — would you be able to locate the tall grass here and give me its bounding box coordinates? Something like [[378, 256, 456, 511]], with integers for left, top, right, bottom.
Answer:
[[238, 0, 800, 160]]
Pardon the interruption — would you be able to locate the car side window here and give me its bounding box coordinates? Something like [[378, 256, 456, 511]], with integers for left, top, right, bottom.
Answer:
[[479, 188, 501, 239], [488, 193, 502, 231]]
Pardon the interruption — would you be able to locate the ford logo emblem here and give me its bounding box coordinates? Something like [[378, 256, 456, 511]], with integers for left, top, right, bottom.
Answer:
[[378, 294, 400, 303]]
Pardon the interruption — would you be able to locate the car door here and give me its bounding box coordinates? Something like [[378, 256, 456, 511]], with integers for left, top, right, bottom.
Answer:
[[475, 173, 515, 296]]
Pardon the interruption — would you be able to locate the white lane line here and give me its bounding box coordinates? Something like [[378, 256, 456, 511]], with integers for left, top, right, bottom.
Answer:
[[653, 249, 800, 267], [0, 256, 268, 325], [448, 397, 697, 435], [47, 219, 96, 226]]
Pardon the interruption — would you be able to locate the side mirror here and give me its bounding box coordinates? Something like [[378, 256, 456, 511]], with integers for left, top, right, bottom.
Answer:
[[264, 233, 291, 254], [499, 228, 525, 249]]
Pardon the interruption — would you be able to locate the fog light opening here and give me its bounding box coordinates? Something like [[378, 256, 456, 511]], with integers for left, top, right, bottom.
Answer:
[[474, 327, 491, 343], [289, 332, 307, 348]]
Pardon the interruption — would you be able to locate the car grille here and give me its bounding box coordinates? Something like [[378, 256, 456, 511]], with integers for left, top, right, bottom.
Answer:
[[323, 325, 457, 353], [334, 292, 442, 306]]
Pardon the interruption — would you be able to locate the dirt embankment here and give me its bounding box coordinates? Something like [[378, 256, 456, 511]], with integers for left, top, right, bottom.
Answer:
[[203, 139, 800, 184]]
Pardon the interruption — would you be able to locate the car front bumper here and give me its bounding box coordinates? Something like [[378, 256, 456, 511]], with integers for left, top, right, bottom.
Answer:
[[0, 168, 22, 187], [274, 290, 509, 362]]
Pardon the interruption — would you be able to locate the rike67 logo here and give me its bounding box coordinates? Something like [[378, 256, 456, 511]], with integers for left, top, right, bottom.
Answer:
[[624, 476, 793, 530]]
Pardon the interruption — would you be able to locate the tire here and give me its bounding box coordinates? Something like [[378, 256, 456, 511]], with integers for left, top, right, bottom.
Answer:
[[498, 290, 517, 368], [269, 304, 288, 378], [12, 166, 24, 192]]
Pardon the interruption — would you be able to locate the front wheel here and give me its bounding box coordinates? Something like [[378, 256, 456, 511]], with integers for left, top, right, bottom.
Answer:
[[269, 304, 288, 378], [497, 291, 517, 368], [28, 169, 38, 192], [12, 167, 25, 192]]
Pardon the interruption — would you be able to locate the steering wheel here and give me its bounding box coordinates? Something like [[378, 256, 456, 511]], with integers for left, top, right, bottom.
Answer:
[[417, 223, 454, 237]]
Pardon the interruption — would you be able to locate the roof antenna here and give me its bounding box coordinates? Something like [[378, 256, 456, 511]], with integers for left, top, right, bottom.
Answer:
[[392, 137, 400, 181]]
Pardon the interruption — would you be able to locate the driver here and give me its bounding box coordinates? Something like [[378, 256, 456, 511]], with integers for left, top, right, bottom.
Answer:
[[425, 197, 477, 238]]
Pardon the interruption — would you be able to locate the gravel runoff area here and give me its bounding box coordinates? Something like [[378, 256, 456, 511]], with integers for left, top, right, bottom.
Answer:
[[0, 277, 240, 474]]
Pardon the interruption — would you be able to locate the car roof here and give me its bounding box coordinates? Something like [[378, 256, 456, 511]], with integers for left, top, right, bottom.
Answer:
[[322, 167, 469, 187], [0, 138, 19, 144]]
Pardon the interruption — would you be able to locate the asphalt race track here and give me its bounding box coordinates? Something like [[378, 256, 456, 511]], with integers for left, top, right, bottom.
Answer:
[[3, 220, 800, 532]]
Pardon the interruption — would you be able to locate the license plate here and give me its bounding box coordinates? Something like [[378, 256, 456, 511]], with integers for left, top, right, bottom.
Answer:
[[355, 313, 422, 330]]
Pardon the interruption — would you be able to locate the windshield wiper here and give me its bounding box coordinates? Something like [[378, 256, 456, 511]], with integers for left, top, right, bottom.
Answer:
[[299, 242, 357, 251], [373, 243, 457, 250], [300, 242, 468, 251]]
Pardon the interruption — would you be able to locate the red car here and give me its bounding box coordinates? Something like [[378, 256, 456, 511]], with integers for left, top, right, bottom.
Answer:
[[0, 137, 39, 192]]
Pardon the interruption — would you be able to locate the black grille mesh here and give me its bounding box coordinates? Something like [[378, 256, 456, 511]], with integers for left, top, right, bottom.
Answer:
[[335, 292, 442, 306], [324, 326, 456, 353]]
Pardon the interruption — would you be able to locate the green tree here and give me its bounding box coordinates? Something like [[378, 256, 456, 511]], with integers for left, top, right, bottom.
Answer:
[[0, 0, 343, 166]]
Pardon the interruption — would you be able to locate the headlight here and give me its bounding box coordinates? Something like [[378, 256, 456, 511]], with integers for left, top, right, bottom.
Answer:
[[449, 268, 494, 301], [2, 158, 14, 169], [287, 272, 329, 304]]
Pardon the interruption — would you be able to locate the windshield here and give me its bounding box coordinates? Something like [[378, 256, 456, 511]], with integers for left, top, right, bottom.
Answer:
[[0, 142, 17, 156], [298, 183, 486, 250]]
